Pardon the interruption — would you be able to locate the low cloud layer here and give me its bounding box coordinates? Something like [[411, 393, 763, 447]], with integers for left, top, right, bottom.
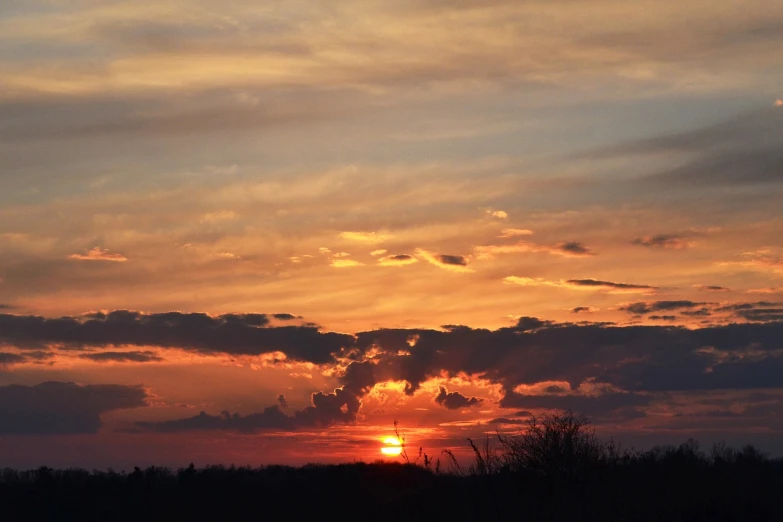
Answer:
[[0, 311, 352, 364], [0, 381, 147, 434]]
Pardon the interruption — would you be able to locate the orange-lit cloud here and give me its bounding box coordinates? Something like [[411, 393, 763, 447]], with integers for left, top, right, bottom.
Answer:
[[503, 276, 657, 294], [68, 247, 128, 262], [476, 241, 594, 259], [415, 249, 473, 273], [331, 259, 363, 268], [499, 228, 534, 238], [378, 254, 418, 267], [340, 232, 391, 243]]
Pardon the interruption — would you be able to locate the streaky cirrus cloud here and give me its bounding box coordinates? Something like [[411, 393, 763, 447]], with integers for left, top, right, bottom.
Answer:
[[78, 350, 163, 363], [68, 247, 128, 262], [340, 231, 391, 243], [503, 277, 657, 294], [0, 381, 148, 434]]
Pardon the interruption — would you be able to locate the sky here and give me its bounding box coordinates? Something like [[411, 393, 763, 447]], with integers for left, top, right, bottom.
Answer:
[[1, 0, 783, 470]]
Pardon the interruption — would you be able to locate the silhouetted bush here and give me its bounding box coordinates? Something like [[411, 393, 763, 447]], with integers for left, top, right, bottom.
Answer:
[[1, 412, 782, 521]]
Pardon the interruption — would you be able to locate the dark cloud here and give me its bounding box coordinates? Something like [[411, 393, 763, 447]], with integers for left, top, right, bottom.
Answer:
[[0, 311, 353, 364], [737, 308, 783, 322], [0, 352, 26, 365], [0, 350, 53, 366], [138, 387, 361, 433], [571, 307, 594, 314], [277, 394, 288, 408], [0, 381, 147, 434], [620, 300, 707, 315], [649, 315, 678, 321], [681, 308, 712, 317], [78, 351, 163, 363], [557, 242, 594, 256], [272, 313, 300, 321], [501, 391, 650, 419], [566, 279, 657, 291], [717, 301, 778, 312], [632, 234, 688, 249], [434, 386, 483, 410], [488, 416, 531, 425], [437, 254, 468, 266], [695, 285, 730, 292], [0, 304, 13, 309]]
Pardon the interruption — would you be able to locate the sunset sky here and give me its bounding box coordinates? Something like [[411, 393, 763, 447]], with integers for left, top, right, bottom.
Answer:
[[1, 0, 783, 470]]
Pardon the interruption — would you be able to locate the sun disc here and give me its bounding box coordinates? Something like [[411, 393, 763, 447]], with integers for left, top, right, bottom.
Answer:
[[381, 446, 403, 456]]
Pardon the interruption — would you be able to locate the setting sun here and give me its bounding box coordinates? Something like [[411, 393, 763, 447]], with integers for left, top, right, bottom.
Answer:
[[381, 437, 403, 456]]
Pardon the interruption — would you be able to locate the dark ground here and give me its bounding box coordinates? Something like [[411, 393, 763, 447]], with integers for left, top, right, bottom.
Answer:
[[1, 445, 782, 522]]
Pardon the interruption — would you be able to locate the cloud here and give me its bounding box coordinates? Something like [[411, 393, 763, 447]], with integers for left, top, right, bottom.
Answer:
[[487, 210, 508, 219], [556, 242, 594, 256], [0, 381, 147, 434], [415, 249, 473, 273], [611, 109, 783, 188], [718, 249, 783, 275], [571, 306, 597, 314], [620, 300, 707, 315], [632, 234, 691, 249], [370, 249, 388, 256], [499, 228, 534, 238], [504, 277, 657, 294], [737, 308, 783, 322], [748, 287, 782, 294], [0, 311, 353, 365], [693, 285, 730, 292], [340, 232, 391, 243], [500, 390, 650, 420], [330, 259, 363, 268], [434, 386, 483, 409], [476, 240, 594, 259], [78, 350, 163, 363], [775, 99, 783, 107], [378, 254, 418, 267], [138, 384, 366, 433], [68, 247, 128, 262], [564, 279, 658, 293]]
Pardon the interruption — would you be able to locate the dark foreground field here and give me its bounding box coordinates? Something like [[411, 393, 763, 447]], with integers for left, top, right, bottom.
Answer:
[[2, 414, 782, 521]]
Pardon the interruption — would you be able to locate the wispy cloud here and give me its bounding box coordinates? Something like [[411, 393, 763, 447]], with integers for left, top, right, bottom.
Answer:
[[331, 259, 363, 268], [504, 276, 657, 294], [68, 247, 127, 262], [632, 234, 692, 249], [499, 228, 534, 238], [416, 249, 473, 273], [476, 240, 594, 259], [340, 232, 391, 243]]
